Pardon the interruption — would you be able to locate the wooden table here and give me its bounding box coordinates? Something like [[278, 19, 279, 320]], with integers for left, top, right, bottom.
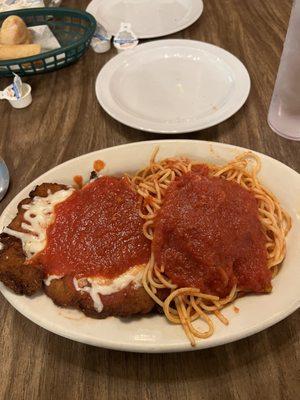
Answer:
[[0, 1, 299, 399]]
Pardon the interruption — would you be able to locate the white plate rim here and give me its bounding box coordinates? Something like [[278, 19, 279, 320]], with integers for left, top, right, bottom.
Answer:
[[86, 0, 204, 39], [96, 39, 251, 134], [0, 139, 299, 353]]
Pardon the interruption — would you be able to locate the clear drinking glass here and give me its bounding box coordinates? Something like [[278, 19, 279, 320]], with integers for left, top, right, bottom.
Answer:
[[268, 0, 300, 141]]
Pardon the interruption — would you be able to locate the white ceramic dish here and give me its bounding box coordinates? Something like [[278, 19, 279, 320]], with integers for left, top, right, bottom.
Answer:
[[0, 140, 299, 353], [96, 40, 251, 133], [86, 0, 203, 39]]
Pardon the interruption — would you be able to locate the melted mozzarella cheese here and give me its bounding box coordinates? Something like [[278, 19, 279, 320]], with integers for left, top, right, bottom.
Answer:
[[73, 266, 144, 313], [44, 274, 64, 286], [3, 188, 74, 258]]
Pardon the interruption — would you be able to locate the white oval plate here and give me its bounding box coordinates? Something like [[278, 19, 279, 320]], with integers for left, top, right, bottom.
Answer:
[[86, 0, 203, 39], [96, 40, 251, 134], [1, 140, 299, 353]]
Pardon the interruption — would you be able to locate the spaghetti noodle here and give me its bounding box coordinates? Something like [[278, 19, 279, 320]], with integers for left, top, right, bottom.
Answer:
[[128, 149, 291, 346]]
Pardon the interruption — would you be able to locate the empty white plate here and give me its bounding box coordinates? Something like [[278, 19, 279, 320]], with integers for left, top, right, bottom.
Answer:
[[86, 0, 203, 39], [96, 40, 251, 134]]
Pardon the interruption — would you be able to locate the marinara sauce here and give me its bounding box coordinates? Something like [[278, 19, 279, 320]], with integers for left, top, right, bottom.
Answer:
[[153, 171, 271, 298], [38, 176, 150, 278]]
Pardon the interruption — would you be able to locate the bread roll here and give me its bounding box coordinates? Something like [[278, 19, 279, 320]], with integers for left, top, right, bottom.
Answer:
[[0, 15, 32, 45], [0, 44, 41, 60]]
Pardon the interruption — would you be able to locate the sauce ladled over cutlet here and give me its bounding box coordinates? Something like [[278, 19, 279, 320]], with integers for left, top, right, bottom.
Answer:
[[36, 176, 151, 278]]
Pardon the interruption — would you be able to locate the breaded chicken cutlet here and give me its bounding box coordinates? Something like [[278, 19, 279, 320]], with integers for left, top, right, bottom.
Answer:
[[0, 178, 154, 318]]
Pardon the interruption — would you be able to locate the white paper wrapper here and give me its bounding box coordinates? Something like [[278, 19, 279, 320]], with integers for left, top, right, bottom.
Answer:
[[0, 0, 62, 12], [30, 24, 61, 52], [0, 0, 44, 11]]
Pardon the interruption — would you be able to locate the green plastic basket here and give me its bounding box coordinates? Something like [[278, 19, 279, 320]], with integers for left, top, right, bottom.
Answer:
[[0, 7, 96, 77]]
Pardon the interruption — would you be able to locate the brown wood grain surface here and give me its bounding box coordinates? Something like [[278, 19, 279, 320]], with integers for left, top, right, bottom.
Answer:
[[0, 1, 299, 399]]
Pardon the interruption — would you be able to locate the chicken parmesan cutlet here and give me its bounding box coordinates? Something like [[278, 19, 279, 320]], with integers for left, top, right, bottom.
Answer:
[[0, 176, 154, 318]]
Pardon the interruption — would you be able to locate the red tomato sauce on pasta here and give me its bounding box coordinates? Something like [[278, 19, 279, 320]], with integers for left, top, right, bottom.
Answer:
[[153, 172, 271, 297], [38, 176, 150, 278]]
